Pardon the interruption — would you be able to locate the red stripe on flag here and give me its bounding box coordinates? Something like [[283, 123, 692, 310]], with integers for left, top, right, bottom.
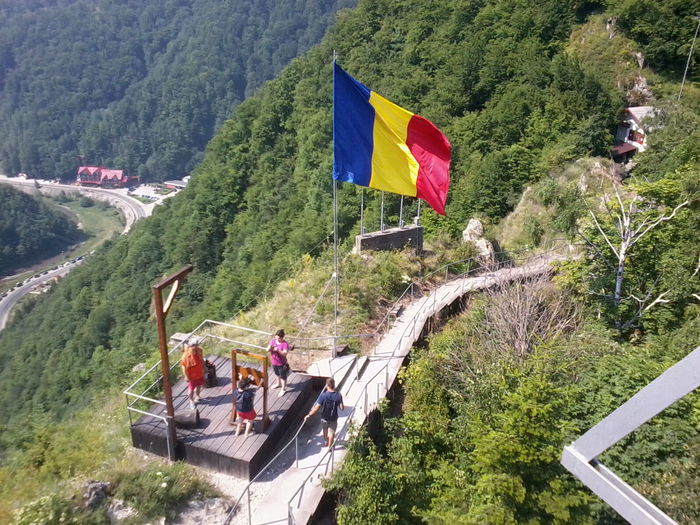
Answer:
[[406, 115, 451, 215]]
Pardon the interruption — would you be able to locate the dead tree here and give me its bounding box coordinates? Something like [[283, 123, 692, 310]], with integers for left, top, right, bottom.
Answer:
[[582, 179, 688, 332]]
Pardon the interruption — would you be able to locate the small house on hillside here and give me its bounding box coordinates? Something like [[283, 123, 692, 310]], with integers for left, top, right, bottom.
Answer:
[[612, 106, 657, 163], [77, 166, 139, 188]]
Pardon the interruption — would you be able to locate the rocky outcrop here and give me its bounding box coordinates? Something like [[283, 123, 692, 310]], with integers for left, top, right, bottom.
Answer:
[[462, 219, 484, 242], [84, 481, 113, 509], [171, 498, 231, 524], [107, 499, 138, 523], [462, 219, 495, 262]]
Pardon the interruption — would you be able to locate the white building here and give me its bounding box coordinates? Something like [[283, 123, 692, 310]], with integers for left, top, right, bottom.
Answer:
[[612, 106, 657, 162]]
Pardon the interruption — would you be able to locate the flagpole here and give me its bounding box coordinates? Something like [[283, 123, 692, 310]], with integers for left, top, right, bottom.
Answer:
[[416, 199, 421, 225], [360, 189, 364, 235], [399, 195, 404, 227], [332, 51, 338, 357], [380, 191, 385, 232]]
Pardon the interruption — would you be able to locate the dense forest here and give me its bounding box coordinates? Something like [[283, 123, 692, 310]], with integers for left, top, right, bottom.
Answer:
[[0, 0, 354, 181], [0, 185, 82, 274], [0, 0, 698, 522]]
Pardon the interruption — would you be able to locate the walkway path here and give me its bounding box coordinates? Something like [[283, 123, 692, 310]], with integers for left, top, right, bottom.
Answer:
[[228, 251, 568, 524]]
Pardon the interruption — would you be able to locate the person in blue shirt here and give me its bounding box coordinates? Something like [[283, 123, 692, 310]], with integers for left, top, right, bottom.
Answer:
[[234, 377, 257, 437], [305, 377, 344, 447]]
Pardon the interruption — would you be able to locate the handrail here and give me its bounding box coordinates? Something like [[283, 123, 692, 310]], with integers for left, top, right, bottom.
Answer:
[[125, 243, 574, 524], [224, 243, 574, 524], [286, 300, 421, 522], [223, 381, 338, 525], [124, 319, 279, 421], [284, 243, 575, 522], [370, 239, 574, 338], [123, 319, 209, 393]]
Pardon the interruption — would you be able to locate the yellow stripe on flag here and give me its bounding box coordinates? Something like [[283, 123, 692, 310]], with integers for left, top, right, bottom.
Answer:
[[369, 92, 419, 197]]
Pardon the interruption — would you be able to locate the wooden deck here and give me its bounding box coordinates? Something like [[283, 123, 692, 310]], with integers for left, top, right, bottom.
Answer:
[[130, 355, 321, 479]]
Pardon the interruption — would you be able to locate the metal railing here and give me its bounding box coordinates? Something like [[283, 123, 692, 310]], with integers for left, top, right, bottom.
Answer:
[[283, 242, 577, 523], [285, 283, 430, 523], [126, 241, 575, 524], [123, 319, 356, 425], [371, 240, 575, 336], [228, 245, 573, 524]]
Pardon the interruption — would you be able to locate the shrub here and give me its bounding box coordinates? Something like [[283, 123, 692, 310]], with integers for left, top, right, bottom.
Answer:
[[12, 493, 107, 525], [113, 462, 218, 521]]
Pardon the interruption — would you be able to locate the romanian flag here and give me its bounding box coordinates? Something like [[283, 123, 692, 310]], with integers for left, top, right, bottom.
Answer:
[[332, 63, 451, 215]]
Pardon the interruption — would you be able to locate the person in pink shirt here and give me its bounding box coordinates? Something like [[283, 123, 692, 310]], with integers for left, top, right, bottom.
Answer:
[[267, 329, 290, 396]]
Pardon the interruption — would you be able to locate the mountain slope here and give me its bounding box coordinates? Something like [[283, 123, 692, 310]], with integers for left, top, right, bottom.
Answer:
[[0, 0, 354, 181], [0, 185, 82, 274], [0, 0, 626, 448]]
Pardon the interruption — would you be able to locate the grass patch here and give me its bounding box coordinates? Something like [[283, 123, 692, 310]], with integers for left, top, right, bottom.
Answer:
[[57, 199, 123, 252], [0, 394, 220, 524]]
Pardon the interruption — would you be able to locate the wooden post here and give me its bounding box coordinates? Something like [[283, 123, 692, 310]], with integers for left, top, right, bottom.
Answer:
[[263, 357, 268, 430], [152, 264, 193, 461], [231, 349, 238, 422]]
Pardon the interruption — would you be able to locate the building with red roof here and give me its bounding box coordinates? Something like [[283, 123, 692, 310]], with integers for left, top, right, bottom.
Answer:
[[76, 166, 139, 187]]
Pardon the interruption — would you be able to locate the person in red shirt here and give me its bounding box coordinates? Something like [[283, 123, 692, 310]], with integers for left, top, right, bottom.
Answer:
[[181, 342, 205, 410]]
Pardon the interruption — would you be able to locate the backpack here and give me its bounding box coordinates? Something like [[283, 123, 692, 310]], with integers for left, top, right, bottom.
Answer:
[[235, 389, 254, 413], [204, 359, 217, 387], [320, 391, 342, 421]]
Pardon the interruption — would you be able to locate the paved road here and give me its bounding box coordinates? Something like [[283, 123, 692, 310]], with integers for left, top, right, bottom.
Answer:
[[0, 260, 82, 330], [0, 176, 154, 330], [0, 177, 152, 233]]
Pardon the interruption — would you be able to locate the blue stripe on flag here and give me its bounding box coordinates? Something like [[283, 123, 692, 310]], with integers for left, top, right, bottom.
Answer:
[[332, 63, 374, 187]]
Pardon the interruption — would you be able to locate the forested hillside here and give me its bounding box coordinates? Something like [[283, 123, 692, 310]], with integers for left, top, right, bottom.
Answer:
[[0, 185, 82, 274], [0, 0, 354, 181], [0, 0, 619, 440], [0, 0, 698, 522]]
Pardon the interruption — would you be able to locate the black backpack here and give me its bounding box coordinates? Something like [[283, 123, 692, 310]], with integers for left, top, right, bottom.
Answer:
[[321, 391, 342, 420], [204, 359, 217, 387]]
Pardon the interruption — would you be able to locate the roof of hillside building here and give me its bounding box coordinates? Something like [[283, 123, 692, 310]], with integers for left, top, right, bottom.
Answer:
[[164, 179, 188, 188], [101, 169, 124, 180], [625, 106, 655, 123], [78, 166, 101, 175], [612, 142, 637, 156]]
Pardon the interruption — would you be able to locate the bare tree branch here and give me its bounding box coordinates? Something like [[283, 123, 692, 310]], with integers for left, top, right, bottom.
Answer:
[[643, 291, 670, 312], [691, 254, 700, 278], [581, 176, 689, 334], [629, 200, 689, 248], [588, 208, 620, 259]]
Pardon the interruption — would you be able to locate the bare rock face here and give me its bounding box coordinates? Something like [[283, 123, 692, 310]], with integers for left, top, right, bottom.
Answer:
[[475, 238, 496, 263], [628, 75, 654, 105], [606, 17, 617, 39], [462, 219, 495, 262], [170, 498, 231, 525], [107, 499, 138, 523], [84, 481, 113, 509], [462, 219, 484, 242]]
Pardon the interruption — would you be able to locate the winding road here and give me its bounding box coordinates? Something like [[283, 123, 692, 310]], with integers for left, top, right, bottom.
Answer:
[[0, 261, 82, 330], [0, 176, 154, 330], [0, 176, 152, 233]]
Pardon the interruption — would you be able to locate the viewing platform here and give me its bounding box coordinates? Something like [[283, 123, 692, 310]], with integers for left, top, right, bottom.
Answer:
[[130, 354, 321, 480]]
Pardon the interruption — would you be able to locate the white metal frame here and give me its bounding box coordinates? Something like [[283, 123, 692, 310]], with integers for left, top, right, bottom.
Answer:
[[561, 347, 700, 525]]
